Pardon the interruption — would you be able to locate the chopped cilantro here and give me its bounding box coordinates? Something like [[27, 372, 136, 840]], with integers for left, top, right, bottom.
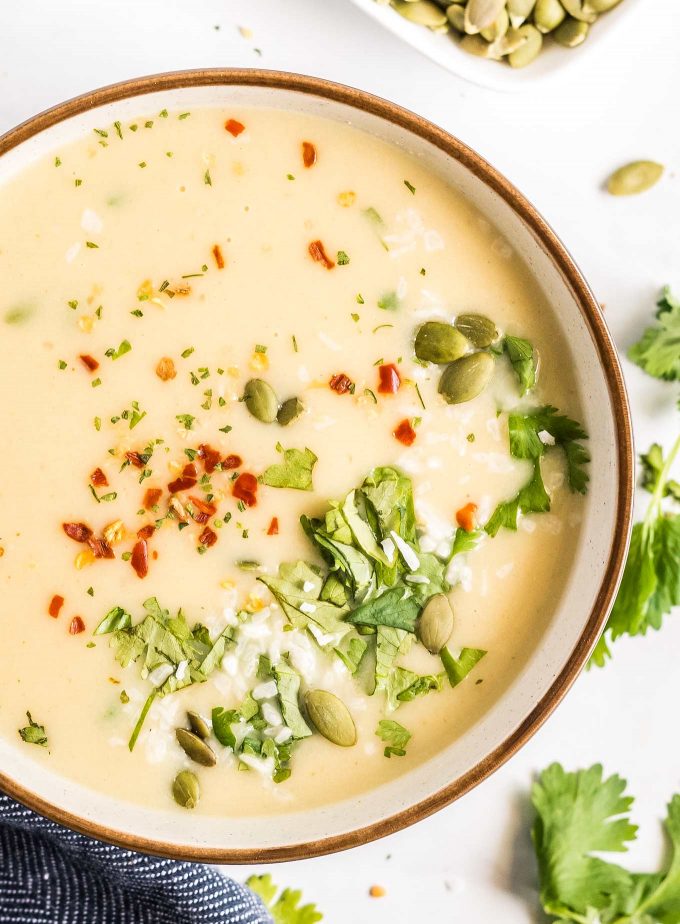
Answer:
[[18, 712, 48, 747], [376, 719, 411, 757]]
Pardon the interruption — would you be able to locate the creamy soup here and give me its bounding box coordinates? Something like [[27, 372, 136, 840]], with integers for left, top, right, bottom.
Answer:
[[0, 107, 588, 817]]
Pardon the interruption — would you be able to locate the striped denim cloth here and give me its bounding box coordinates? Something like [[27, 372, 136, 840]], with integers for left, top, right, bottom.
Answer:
[[0, 795, 271, 923]]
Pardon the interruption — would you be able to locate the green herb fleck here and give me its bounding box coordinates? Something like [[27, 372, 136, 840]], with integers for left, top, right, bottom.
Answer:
[[376, 719, 411, 758], [404, 179, 416, 194], [18, 712, 48, 748]]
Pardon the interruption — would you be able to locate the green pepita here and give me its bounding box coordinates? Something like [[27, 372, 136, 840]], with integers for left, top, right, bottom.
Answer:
[[583, 0, 621, 10], [492, 26, 529, 55], [277, 397, 304, 426], [560, 0, 596, 21], [508, 23, 542, 66], [446, 3, 466, 31], [305, 690, 357, 747], [438, 351, 495, 404], [393, 0, 448, 27], [454, 314, 499, 348], [464, 0, 506, 33], [533, 0, 566, 32], [506, 0, 536, 27], [418, 594, 454, 654], [187, 711, 211, 740], [606, 161, 664, 197], [481, 6, 509, 41], [172, 770, 200, 809], [243, 378, 279, 424], [460, 33, 500, 57], [553, 15, 589, 44], [414, 321, 469, 364], [176, 727, 217, 766]]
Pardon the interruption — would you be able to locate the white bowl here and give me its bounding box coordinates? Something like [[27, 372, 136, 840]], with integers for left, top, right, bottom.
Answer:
[[0, 70, 633, 861], [347, 0, 642, 92]]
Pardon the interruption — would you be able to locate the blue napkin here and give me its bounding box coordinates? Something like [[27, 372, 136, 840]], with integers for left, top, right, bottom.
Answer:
[[0, 794, 271, 923]]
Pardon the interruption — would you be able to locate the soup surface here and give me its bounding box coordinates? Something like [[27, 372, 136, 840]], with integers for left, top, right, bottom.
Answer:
[[0, 106, 589, 817]]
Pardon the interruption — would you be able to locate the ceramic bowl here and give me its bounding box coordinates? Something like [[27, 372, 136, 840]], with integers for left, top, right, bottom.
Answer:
[[0, 69, 633, 861]]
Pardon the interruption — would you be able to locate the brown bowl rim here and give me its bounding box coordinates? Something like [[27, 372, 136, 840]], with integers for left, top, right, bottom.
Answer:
[[0, 67, 634, 863]]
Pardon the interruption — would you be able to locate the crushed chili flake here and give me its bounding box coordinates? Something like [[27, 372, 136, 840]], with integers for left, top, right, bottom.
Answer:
[[199, 526, 218, 548], [168, 475, 197, 494], [63, 522, 93, 543], [69, 616, 86, 635], [130, 539, 148, 578], [212, 243, 225, 269], [125, 451, 146, 469], [456, 502, 478, 532], [48, 594, 65, 618], [198, 443, 221, 474], [143, 487, 162, 509], [137, 524, 155, 540], [156, 356, 176, 381], [267, 517, 279, 536], [302, 141, 317, 168], [87, 536, 115, 559], [393, 419, 417, 446], [225, 118, 245, 137], [222, 454, 242, 470], [79, 354, 99, 372], [90, 467, 108, 487], [329, 373, 353, 394], [182, 462, 197, 478], [308, 239, 335, 270], [188, 495, 217, 524], [232, 472, 258, 507], [377, 363, 401, 395]]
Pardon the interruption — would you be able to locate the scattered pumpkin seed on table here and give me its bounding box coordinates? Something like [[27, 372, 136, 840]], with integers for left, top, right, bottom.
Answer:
[[606, 161, 665, 197], [376, 0, 625, 67]]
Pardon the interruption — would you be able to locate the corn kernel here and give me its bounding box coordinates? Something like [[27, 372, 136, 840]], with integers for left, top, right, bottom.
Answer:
[[78, 315, 94, 333], [103, 520, 125, 545], [74, 549, 96, 570], [369, 885, 386, 898], [249, 351, 269, 371], [337, 191, 356, 207], [220, 579, 235, 590]]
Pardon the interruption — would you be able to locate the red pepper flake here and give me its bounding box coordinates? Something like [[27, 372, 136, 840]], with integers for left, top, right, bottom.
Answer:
[[222, 454, 242, 470], [90, 467, 108, 487], [137, 524, 155, 540], [377, 363, 401, 395], [308, 239, 335, 270], [62, 522, 93, 543], [456, 502, 478, 533], [126, 451, 146, 469], [267, 517, 279, 536], [232, 472, 258, 507], [79, 354, 99, 372], [87, 536, 115, 559], [198, 526, 218, 548], [329, 373, 353, 394], [302, 141, 317, 168], [393, 419, 416, 446], [212, 244, 225, 269], [198, 443, 221, 474], [130, 539, 148, 578], [167, 464, 198, 495], [182, 462, 197, 478], [225, 118, 245, 137], [188, 495, 217, 524], [69, 616, 86, 635], [48, 594, 65, 618], [143, 487, 162, 509]]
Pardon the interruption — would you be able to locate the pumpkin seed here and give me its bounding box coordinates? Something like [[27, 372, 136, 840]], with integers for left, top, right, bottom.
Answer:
[[454, 314, 499, 348], [492, 26, 529, 54], [277, 397, 304, 426], [560, 0, 596, 21], [464, 0, 506, 33], [606, 161, 664, 197], [187, 711, 211, 740], [305, 690, 357, 747], [533, 0, 566, 32], [506, 0, 536, 27], [553, 16, 589, 44], [446, 3, 466, 31], [415, 321, 469, 363], [438, 351, 494, 404], [243, 378, 279, 424], [418, 594, 454, 654], [393, 0, 448, 27], [508, 23, 542, 66], [172, 770, 200, 809], [481, 5, 509, 41], [460, 33, 500, 57], [583, 0, 620, 10], [176, 727, 217, 766]]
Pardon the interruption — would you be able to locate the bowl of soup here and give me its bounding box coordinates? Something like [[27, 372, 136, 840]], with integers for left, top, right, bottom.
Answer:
[[0, 69, 632, 861]]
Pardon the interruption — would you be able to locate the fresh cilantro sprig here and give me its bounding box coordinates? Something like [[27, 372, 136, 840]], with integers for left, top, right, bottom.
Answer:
[[376, 718, 411, 757], [261, 444, 317, 491], [628, 286, 680, 381], [18, 712, 48, 748], [247, 874, 323, 923], [532, 763, 680, 924]]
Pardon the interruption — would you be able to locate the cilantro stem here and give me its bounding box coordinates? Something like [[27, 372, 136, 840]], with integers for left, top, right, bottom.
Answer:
[[648, 431, 680, 518], [128, 691, 156, 751]]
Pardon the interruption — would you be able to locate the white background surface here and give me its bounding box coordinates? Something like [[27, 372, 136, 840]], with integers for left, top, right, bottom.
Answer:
[[1, 2, 679, 920]]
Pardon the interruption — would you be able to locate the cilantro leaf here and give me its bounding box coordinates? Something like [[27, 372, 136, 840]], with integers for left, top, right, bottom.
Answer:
[[374, 626, 412, 706], [628, 286, 680, 381], [273, 659, 312, 740], [246, 874, 323, 924], [346, 585, 420, 631], [508, 406, 590, 494], [18, 711, 48, 747], [333, 633, 368, 674], [640, 443, 680, 500], [505, 335, 537, 395], [262, 445, 317, 491], [440, 646, 486, 686], [376, 718, 411, 757], [485, 461, 551, 536], [258, 561, 350, 637], [211, 706, 241, 749]]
